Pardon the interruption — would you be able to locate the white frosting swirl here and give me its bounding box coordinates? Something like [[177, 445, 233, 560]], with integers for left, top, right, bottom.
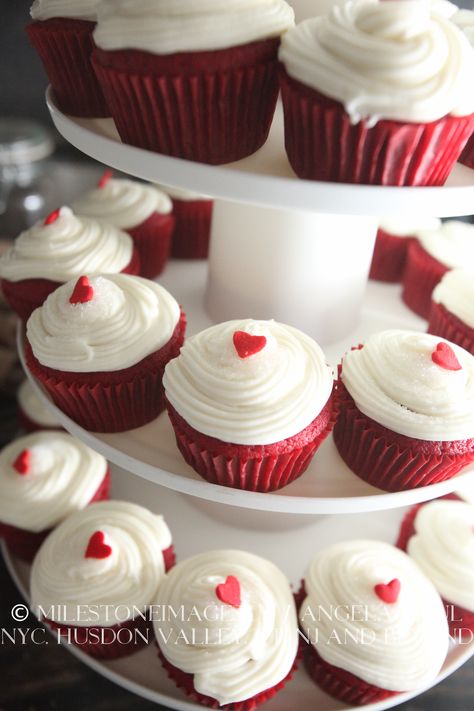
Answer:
[[408, 500, 474, 612], [432, 269, 474, 330], [27, 274, 181, 373], [452, 9, 474, 46], [154, 549, 298, 706], [278, 0, 474, 125], [94, 0, 294, 53], [17, 380, 60, 428], [30, 0, 100, 21], [73, 179, 172, 230], [416, 220, 474, 269], [0, 432, 107, 532], [300, 539, 448, 691], [31, 500, 172, 626], [163, 319, 333, 445], [341, 329, 474, 441], [378, 216, 441, 238], [0, 207, 133, 283]]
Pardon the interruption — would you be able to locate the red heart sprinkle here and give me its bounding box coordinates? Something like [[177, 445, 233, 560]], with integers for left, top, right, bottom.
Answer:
[[374, 578, 401, 604], [85, 531, 112, 560], [233, 331, 267, 359], [97, 169, 113, 189], [69, 276, 94, 305], [13, 449, 31, 475], [431, 342, 462, 371], [216, 575, 241, 608], [44, 208, 61, 226]]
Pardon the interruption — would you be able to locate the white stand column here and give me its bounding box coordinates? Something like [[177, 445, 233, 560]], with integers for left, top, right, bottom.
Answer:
[[205, 200, 377, 344]]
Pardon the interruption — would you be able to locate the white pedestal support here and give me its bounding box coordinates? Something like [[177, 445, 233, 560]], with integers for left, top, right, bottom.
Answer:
[[205, 200, 377, 344]]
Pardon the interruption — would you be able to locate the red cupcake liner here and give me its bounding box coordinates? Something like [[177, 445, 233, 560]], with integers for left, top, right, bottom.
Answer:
[[0, 467, 111, 563], [25, 311, 186, 433], [1, 246, 140, 323], [369, 231, 413, 283], [428, 301, 474, 357], [26, 19, 109, 118], [171, 199, 213, 259], [402, 240, 449, 319], [333, 382, 474, 492], [166, 392, 336, 492], [127, 212, 175, 279], [459, 133, 474, 169], [16, 406, 62, 434], [279, 69, 474, 186], [92, 39, 280, 164]]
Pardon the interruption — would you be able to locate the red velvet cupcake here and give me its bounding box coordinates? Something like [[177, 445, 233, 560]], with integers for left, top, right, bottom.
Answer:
[[154, 550, 299, 708], [0, 431, 110, 562], [452, 9, 474, 169], [91, 0, 294, 164], [396, 498, 474, 641], [25, 273, 185, 433], [26, 1, 108, 117], [31, 500, 174, 659], [163, 319, 335, 492], [333, 330, 474, 492], [278, 2, 474, 185], [73, 171, 174, 278], [298, 540, 449, 705], [0, 207, 139, 322], [159, 185, 213, 260], [428, 269, 474, 357]]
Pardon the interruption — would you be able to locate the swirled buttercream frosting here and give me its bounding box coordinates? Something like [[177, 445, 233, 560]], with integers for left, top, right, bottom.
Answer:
[[278, 0, 474, 125], [31, 500, 172, 626], [378, 216, 441, 237], [30, 0, 100, 21], [341, 330, 474, 441], [432, 269, 474, 330], [416, 220, 474, 269], [73, 178, 172, 230], [300, 539, 448, 691], [26, 273, 181, 372], [407, 500, 474, 612], [94, 0, 295, 53], [154, 549, 298, 705], [163, 318, 334, 445], [0, 432, 107, 532], [0, 207, 133, 283], [17, 380, 60, 428]]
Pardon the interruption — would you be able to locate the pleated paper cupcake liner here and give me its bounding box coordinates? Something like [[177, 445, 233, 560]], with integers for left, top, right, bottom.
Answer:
[[428, 302, 474, 357], [127, 212, 174, 279], [369, 231, 413, 283], [459, 133, 474, 169], [402, 240, 449, 319], [171, 200, 213, 259]]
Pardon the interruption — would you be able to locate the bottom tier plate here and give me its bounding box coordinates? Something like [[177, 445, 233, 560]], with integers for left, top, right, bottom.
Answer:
[[3, 466, 473, 711]]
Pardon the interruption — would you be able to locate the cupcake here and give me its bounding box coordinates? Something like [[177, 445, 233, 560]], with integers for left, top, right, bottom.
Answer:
[[0, 431, 110, 562], [428, 269, 474, 356], [159, 185, 213, 260], [402, 220, 474, 319], [91, 0, 294, 164], [31, 500, 174, 659], [163, 319, 335, 492], [0, 206, 140, 321], [298, 539, 449, 705], [369, 217, 441, 284], [396, 498, 474, 640], [452, 9, 474, 168], [25, 273, 186, 433], [333, 330, 474, 492], [26, 0, 109, 117], [278, 0, 474, 185], [73, 171, 174, 279], [17, 379, 61, 433], [154, 549, 299, 709]]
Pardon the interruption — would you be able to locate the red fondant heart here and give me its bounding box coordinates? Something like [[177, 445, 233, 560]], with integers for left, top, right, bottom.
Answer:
[[13, 449, 31, 475], [98, 169, 113, 189], [374, 578, 401, 604], [85, 531, 112, 559], [44, 208, 61, 226], [69, 276, 94, 305], [431, 342, 462, 371], [233, 331, 267, 359], [216, 575, 241, 608]]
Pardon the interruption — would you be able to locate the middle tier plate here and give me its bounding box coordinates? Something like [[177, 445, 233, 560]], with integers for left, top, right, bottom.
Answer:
[[19, 260, 474, 515]]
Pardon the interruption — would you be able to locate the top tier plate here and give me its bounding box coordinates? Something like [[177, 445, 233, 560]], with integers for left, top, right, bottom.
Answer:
[[46, 87, 474, 217]]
